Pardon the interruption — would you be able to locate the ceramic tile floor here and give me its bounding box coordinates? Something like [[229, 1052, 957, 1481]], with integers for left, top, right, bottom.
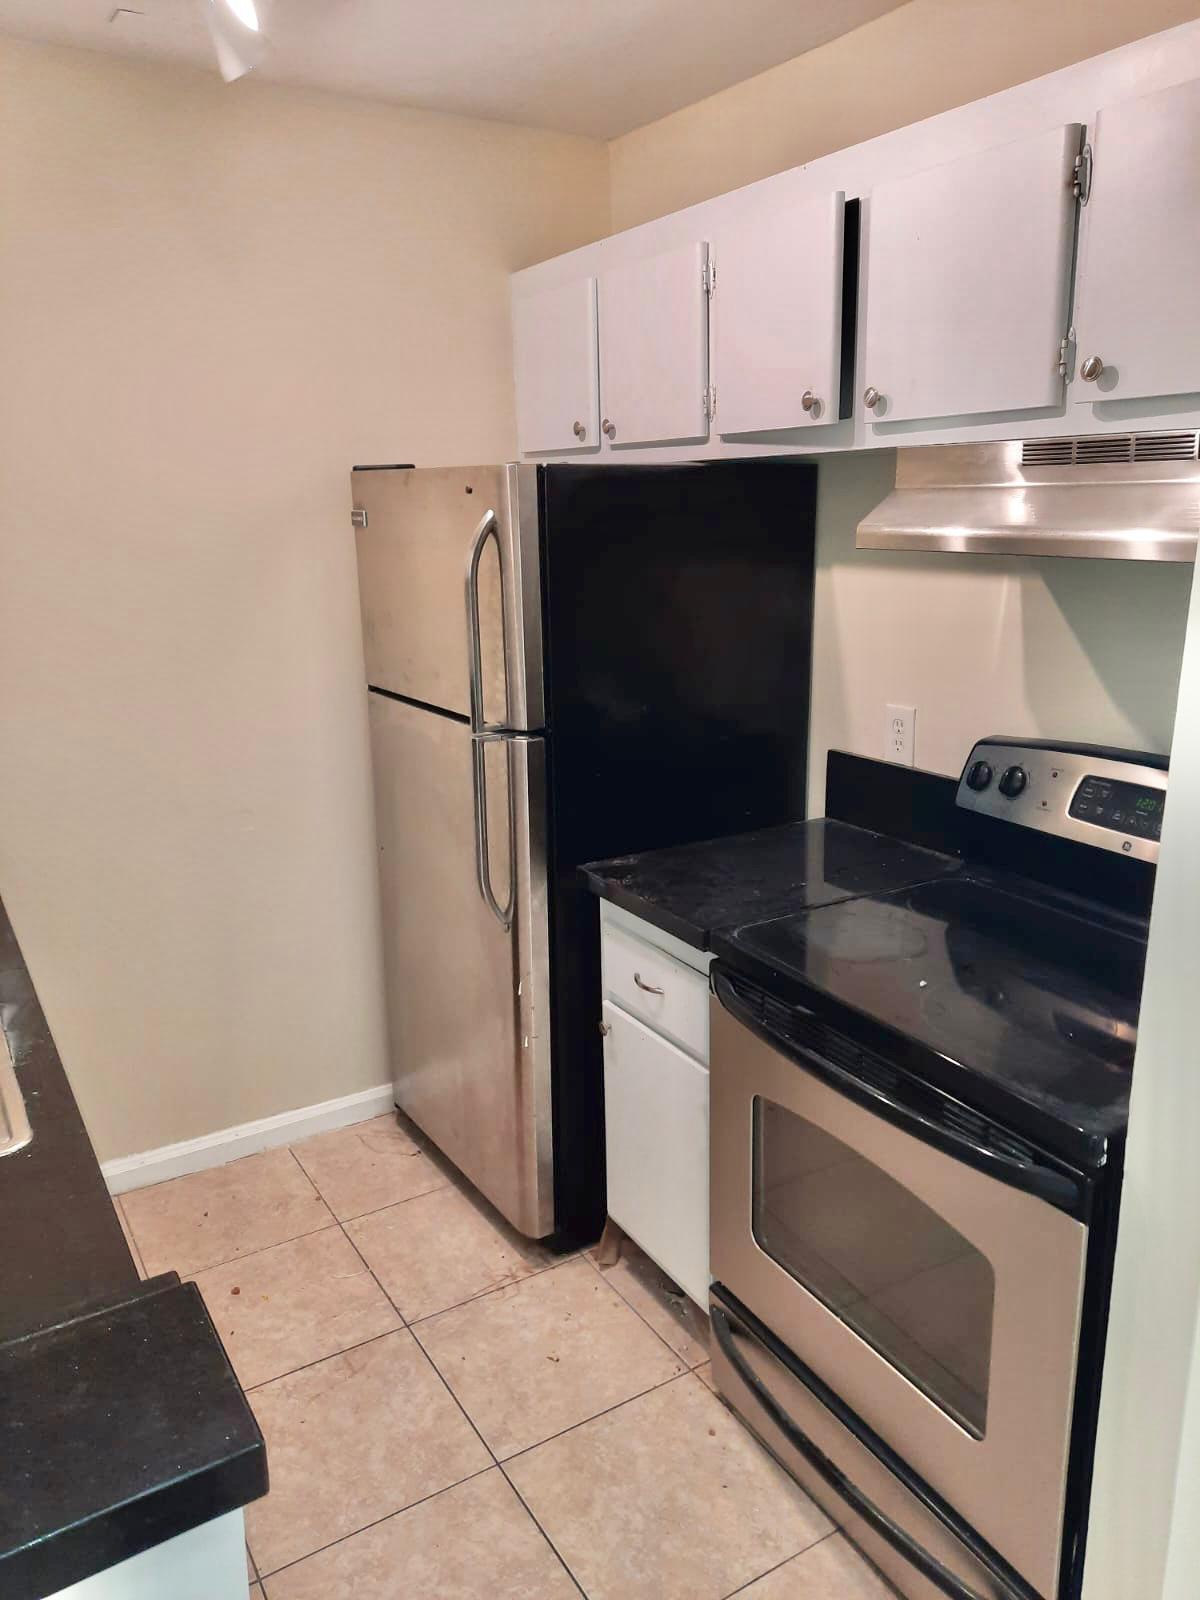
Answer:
[[115, 1111, 895, 1599]]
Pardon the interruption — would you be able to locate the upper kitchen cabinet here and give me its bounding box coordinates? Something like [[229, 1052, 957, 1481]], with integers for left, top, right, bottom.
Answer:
[[598, 241, 711, 447], [513, 275, 600, 455], [1072, 77, 1200, 410], [712, 189, 848, 434], [860, 123, 1081, 427]]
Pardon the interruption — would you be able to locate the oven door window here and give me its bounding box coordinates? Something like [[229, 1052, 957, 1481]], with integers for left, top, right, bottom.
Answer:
[[753, 1097, 996, 1438]]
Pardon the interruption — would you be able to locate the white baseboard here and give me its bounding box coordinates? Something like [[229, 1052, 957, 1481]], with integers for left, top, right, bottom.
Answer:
[[102, 1083, 396, 1195]]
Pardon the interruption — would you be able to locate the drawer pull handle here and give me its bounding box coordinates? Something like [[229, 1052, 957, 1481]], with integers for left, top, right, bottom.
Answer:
[[633, 972, 664, 995]]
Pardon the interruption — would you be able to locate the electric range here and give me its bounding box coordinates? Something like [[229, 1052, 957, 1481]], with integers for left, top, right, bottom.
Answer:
[[707, 737, 1166, 1600]]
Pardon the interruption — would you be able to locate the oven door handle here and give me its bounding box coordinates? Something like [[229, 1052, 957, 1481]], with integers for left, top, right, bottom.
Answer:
[[713, 971, 1084, 1215], [710, 1305, 1019, 1600]]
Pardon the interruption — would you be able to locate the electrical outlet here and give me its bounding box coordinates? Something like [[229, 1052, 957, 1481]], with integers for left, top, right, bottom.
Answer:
[[884, 704, 916, 766]]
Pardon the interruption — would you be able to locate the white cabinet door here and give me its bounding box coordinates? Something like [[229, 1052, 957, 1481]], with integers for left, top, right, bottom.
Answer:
[[1073, 78, 1200, 407], [602, 1000, 709, 1307], [861, 123, 1081, 425], [512, 276, 599, 454], [598, 241, 710, 446], [714, 190, 846, 434]]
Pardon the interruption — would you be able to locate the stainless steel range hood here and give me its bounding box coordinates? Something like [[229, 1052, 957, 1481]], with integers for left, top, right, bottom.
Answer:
[[857, 433, 1200, 561]]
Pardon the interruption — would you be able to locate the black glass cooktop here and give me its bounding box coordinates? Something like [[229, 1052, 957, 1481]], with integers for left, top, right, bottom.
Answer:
[[713, 873, 1149, 1168]]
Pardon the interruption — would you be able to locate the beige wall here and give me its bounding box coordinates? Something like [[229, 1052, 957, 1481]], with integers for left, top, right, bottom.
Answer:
[[3, 6, 1195, 1164], [609, 0, 1200, 230], [807, 456, 1190, 812], [0, 37, 610, 1161]]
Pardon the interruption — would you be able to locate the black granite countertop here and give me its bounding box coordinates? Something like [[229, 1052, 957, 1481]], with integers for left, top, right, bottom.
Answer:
[[0, 908, 140, 1343], [0, 897, 267, 1599], [581, 817, 962, 950]]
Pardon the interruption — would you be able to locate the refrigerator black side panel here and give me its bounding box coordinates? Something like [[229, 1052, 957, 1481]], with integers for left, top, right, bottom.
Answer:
[[540, 461, 818, 1244]]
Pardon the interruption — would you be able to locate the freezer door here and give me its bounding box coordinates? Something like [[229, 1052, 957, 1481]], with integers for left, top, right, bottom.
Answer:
[[352, 465, 544, 730], [368, 691, 554, 1237]]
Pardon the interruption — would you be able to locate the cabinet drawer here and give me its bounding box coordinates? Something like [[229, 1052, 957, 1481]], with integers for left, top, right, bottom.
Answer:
[[602, 922, 709, 1061], [603, 1000, 709, 1307]]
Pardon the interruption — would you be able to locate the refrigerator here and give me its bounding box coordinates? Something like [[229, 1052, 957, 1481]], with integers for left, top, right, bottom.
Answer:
[[351, 460, 817, 1244]]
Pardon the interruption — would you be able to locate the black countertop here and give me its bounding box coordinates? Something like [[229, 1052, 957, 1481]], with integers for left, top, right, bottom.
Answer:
[[0, 908, 140, 1343], [581, 817, 962, 950], [0, 897, 266, 1599]]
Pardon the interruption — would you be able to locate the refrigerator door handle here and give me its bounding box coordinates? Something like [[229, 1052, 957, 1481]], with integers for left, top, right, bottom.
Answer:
[[465, 508, 505, 734], [472, 731, 515, 929]]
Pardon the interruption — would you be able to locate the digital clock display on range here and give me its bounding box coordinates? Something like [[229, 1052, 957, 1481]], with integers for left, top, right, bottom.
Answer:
[[1069, 775, 1165, 840]]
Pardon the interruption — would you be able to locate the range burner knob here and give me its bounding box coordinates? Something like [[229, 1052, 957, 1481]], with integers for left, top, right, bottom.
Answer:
[[998, 765, 1028, 799], [965, 760, 993, 792]]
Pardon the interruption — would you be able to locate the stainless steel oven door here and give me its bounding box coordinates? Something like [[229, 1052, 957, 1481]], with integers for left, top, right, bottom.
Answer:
[[709, 1291, 1038, 1600], [710, 983, 1088, 1600]]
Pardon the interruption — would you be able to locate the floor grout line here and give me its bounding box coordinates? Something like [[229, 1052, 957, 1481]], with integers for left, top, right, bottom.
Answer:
[[251, 1463, 497, 1583], [113, 1195, 148, 1279], [241, 1323, 408, 1395], [335, 1217, 413, 1331], [332, 1175, 454, 1225], [718, 1527, 840, 1599], [581, 1248, 710, 1370], [173, 1217, 345, 1282], [403, 1249, 584, 1331], [497, 1462, 589, 1599], [496, 1366, 701, 1468]]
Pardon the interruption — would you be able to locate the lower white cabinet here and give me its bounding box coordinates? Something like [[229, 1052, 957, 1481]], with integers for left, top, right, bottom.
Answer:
[[602, 997, 709, 1308]]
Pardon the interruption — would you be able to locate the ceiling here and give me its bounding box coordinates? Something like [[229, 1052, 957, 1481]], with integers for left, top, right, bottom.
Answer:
[[0, 0, 909, 139]]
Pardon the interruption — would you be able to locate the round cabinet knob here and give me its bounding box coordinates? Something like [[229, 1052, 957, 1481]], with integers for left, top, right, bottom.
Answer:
[[863, 386, 881, 410], [965, 760, 994, 793], [801, 389, 819, 414], [1080, 355, 1105, 382], [998, 765, 1028, 799], [572, 420, 586, 439], [601, 418, 615, 438]]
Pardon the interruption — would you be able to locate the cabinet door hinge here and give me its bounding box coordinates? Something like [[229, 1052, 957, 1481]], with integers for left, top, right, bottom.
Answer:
[[351, 507, 368, 528], [703, 384, 717, 421], [702, 257, 716, 298], [1073, 142, 1093, 205], [1057, 327, 1077, 381]]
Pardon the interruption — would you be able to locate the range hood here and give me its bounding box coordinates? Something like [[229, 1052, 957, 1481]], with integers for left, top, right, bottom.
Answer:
[[857, 433, 1200, 561]]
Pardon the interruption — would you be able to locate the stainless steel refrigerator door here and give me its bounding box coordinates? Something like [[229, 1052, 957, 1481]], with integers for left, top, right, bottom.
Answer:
[[368, 690, 554, 1238], [352, 465, 544, 730]]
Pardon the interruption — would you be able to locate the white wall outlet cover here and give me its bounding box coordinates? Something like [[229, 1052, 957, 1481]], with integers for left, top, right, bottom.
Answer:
[[884, 703, 916, 766]]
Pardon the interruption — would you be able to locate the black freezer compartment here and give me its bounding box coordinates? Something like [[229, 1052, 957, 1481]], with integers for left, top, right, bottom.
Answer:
[[539, 460, 818, 1242]]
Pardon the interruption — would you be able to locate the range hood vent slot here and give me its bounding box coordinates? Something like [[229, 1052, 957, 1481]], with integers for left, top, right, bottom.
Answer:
[[857, 434, 1200, 562], [1021, 438, 1076, 466], [1021, 432, 1200, 467]]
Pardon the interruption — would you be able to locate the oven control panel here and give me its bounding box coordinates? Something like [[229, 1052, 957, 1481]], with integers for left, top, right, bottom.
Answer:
[[956, 739, 1168, 863]]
